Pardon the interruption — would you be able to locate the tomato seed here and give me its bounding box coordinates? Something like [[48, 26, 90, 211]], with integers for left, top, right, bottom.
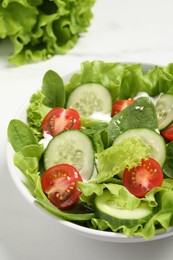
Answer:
[[55, 192, 60, 198]]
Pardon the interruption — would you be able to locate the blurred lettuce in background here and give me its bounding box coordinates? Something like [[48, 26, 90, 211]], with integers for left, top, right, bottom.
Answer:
[[0, 0, 95, 65]]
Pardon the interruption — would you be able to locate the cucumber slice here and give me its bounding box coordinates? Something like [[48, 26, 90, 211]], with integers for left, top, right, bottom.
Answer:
[[156, 94, 173, 130], [44, 130, 94, 180], [113, 128, 166, 166], [95, 190, 153, 227], [66, 83, 112, 117]]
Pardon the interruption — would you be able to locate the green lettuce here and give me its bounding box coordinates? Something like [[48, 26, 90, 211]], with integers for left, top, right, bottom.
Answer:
[[144, 63, 173, 96], [78, 179, 173, 239], [94, 137, 149, 183], [65, 60, 173, 100], [65, 61, 151, 101], [27, 90, 51, 139], [0, 0, 95, 65]]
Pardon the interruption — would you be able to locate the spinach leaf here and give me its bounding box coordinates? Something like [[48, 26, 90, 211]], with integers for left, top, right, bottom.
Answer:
[[163, 142, 173, 178], [108, 97, 158, 146], [7, 119, 38, 152], [42, 70, 65, 108]]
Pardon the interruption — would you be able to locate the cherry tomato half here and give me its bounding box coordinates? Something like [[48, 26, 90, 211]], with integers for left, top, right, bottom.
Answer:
[[41, 164, 83, 209], [42, 107, 80, 136], [112, 99, 135, 116], [123, 158, 163, 198], [161, 124, 173, 141]]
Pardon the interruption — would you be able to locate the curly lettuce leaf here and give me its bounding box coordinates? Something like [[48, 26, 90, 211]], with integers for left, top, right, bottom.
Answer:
[[65, 61, 151, 101], [78, 182, 141, 209], [13, 145, 43, 176], [65, 61, 173, 103], [78, 179, 173, 239], [144, 63, 173, 96], [0, 0, 95, 65], [27, 90, 51, 139], [93, 137, 149, 183]]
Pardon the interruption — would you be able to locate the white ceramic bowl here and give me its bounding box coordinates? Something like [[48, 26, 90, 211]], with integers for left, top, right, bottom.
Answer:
[[6, 63, 173, 243]]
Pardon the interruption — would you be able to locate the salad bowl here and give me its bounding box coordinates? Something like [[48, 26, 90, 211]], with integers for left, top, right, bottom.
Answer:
[[6, 61, 173, 243]]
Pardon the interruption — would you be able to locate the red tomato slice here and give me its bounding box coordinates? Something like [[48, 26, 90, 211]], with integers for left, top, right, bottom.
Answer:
[[112, 99, 135, 116], [42, 107, 80, 136], [161, 124, 173, 141], [123, 158, 163, 198], [41, 164, 83, 209]]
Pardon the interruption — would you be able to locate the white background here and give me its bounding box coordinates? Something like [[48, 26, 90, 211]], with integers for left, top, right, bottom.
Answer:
[[1, 0, 173, 259]]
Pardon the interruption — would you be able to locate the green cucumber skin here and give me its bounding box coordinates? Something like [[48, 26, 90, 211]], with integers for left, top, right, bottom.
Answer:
[[44, 129, 94, 180], [94, 190, 153, 228], [94, 207, 152, 228]]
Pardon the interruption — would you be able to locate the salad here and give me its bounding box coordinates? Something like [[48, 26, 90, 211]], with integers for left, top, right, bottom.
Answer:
[[7, 61, 173, 240]]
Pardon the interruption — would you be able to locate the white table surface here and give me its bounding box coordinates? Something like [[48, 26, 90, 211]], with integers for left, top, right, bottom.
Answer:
[[1, 0, 173, 259]]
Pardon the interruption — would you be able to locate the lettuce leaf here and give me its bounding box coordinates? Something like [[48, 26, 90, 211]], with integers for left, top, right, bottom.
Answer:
[[93, 137, 149, 183], [0, 0, 95, 65], [78, 179, 173, 239], [144, 64, 173, 96], [65, 61, 173, 101], [27, 90, 51, 139], [65, 61, 151, 101], [78, 182, 141, 209]]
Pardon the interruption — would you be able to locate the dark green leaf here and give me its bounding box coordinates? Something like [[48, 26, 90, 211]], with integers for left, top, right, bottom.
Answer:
[[42, 70, 65, 108], [108, 97, 158, 146], [7, 119, 38, 152], [163, 142, 173, 178]]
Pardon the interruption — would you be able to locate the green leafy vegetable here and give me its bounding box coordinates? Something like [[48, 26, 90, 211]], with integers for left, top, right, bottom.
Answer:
[[108, 97, 158, 145], [27, 90, 51, 139], [42, 70, 66, 108], [65, 61, 151, 100], [144, 64, 173, 96], [14, 148, 42, 176], [0, 0, 95, 65], [78, 182, 141, 210], [93, 137, 149, 183], [78, 179, 173, 239], [163, 142, 173, 178], [7, 119, 38, 152]]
